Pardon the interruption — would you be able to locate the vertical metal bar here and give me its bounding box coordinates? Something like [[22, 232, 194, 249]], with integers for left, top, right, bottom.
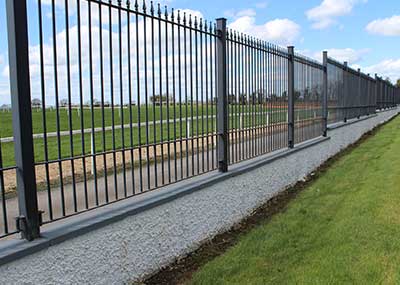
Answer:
[[135, 0, 143, 192], [246, 36, 250, 158], [126, 0, 136, 195], [200, 19, 205, 172], [195, 17, 200, 174], [287, 46, 295, 148], [38, 0, 52, 220], [322, 51, 328, 137], [165, 7, 171, 182], [77, 0, 89, 209], [118, 0, 127, 197], [142, 2, 150, 189], [143, 2, 150, 191], [210, 23, 215, 170], [52, 0, 65, 217], [99, 0, 109, 202], [189, 15, 194, 177], [183, 13, 189, 178], [111, 0, 119, 197], [177, 11, 183, 180], [88, 0, 99, 205], [150, 2, 158, 188], [234, 32, 239, 161], [216, 18, 228, 172], [158, 4, 165, 183], [205, 21, 209, 171], [171, 9, 177, 181], [65, 0, 77, 211], [6, 0, 40, 240]]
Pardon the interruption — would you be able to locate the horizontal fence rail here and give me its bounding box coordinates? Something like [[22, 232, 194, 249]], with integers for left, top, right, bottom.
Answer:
[[1, 0, 399, 240]]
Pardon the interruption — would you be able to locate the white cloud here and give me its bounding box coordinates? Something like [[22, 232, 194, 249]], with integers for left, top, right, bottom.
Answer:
[[299, 48, 369, 65], [228, 11, 300, 46], [0, 55, 4, 66], [362, 59, 400, 82], [324, 48, 370, 64], [306, 0, 366, 29], [366, 15, 400, 36]]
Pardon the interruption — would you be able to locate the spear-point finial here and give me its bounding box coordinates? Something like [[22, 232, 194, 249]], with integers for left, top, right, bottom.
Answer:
[[117, 0, 121, 6], [189, 14, 192, 27], [194, 16, 198, 28], [183, 12, 186, 25], [177, 10, 181, 23], [157, 3, 161, 17], [126, 0, 130, 8], [204, 20, 208, 31], [142, 0, 146, 13], [164, 5, 168, 18], [150, 1, 154, 15], [134, 0, 138, 11], [171, 8, 174, 21], [199, 18, 203, 30]]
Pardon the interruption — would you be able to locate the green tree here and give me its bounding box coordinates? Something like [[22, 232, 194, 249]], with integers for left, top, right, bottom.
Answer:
[[396, 78, 400, 88]]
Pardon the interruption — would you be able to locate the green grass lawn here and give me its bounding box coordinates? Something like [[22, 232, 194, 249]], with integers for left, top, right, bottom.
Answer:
[[190, 115, 400, 285]]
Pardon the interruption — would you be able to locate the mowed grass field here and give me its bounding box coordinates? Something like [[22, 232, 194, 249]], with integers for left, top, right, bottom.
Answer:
[[190, 115, 400, 284], [0, 104, 320, 167]]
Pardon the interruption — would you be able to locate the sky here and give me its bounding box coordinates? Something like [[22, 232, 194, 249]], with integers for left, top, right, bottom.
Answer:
[[0, 0, 399, 105]]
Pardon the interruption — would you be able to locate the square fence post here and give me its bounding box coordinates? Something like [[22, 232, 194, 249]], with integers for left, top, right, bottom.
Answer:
[[357, 68, 361, 118], [322, 51, 328, 137], [375, 74, 379, 110], [367, 74, 372, 112], [343, 61, 348, 122], [216, 18, 228, 172], [287, 46, 295, 148], [6, 0, 41, 240]]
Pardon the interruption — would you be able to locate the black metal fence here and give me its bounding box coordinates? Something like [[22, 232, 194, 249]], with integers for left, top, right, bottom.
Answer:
[[0, 0, 399, 240], [327, 57, 379, 124], [376, 76, 399, 110]]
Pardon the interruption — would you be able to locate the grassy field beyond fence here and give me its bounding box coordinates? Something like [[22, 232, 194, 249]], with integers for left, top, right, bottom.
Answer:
[[0, 105, 321, 167], [189, 115, 400, 285]]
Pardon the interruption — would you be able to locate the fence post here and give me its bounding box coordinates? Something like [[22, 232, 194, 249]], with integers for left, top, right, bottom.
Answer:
[[287, 46, 295, 148], [216, 18, 228, 172], [375, 74, 379, 110], [322, 51, 328, 137], [6, 0, 41, 240], [357, 68, 361, 118], [343, 61, 348, 122]]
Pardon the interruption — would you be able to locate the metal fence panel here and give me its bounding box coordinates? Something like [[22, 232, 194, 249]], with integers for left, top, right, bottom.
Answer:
[[1, 0, 399, 240]]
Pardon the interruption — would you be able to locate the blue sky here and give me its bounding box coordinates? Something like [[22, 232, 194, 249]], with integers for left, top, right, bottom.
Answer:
[[0, 0, 399, 105]]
